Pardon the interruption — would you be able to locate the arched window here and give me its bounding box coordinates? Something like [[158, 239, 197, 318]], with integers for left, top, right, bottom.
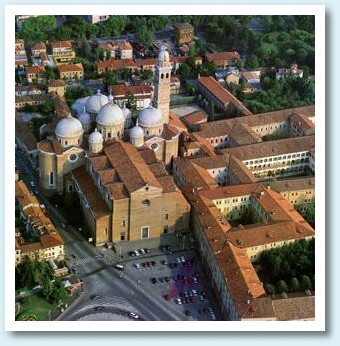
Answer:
[[166, 73, 169, 78], [161, 73, 164, 79]]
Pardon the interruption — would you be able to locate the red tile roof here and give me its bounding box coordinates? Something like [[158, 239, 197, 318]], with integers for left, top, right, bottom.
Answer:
[[205, 51, 240, 63], [198, 76, 253, 116]]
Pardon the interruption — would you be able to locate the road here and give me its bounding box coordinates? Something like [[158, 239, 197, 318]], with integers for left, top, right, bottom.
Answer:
[[15, 147, 187, 321]]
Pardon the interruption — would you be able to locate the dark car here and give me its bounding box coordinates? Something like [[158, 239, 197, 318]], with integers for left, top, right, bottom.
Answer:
[[151, 277, 157, 284], [184, 310, 192, 316]]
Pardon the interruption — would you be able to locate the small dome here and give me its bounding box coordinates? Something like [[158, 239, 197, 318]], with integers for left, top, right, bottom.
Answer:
[[158, 45, 170, 62], [78, 106, 91, 127], [96, 96, 125, 126], [122, 104, 131, 119], [55, 115, 83, 138], [89, 128, 103, 144], [138, 103, 163, 128], [130, 124, 144, 138], [85, 90, 108, 114]]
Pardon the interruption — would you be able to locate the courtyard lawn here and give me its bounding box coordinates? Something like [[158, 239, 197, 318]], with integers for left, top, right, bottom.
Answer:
[[16, 294, 55, 321]]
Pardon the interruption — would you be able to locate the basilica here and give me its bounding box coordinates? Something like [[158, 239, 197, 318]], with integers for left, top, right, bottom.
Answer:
[[37, 46, 190, 245], [37, 45, 180, 195]]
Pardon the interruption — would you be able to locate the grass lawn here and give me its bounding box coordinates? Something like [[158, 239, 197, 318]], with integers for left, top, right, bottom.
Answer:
[[16, 294, 55, 321]]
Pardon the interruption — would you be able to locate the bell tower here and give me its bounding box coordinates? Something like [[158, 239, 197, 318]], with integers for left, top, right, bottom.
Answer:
[[154, 45, 171, 124]]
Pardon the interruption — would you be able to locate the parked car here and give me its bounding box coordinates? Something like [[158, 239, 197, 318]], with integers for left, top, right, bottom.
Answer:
[[134, 263, 141, 269], [138, 248, 145, 255], [129, 312, 139, 319], [151, 277, 157, 284], [175, 298, 182, 305]]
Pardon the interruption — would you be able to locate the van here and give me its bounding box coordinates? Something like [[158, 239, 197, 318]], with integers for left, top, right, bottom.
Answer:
[[114, 264, 124, 271]]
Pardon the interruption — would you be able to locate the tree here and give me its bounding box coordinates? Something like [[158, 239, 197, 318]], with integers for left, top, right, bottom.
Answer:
[[80, 33, 92, 59], [103, 71, 118, 91], [20, 16, 57, 43], [276, 280, 288, 294], [105, 16, 128, 38], [178, 63, 192, 80], [39, 99, 54, 114], [45, 66, 56, 81], [247, 54, 260, 69], [265, 283, 276, 295], [135, 24, 154, 49], [42, 278, 54, 300], [305, 202, 315, 227], [289, 277, 301, 292], [301, 275, 312, 290], [141, 69, 153, 80]]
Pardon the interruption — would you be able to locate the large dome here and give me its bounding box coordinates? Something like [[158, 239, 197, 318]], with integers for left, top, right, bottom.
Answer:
[[78, 106, 91, 127], [138, 103, 163, 128], [89, 128, 103, 144], [158, 45, 170, 62], [55, 115, 84, 138], [85, 90, 108, 114], [96, 95, 125, 126]]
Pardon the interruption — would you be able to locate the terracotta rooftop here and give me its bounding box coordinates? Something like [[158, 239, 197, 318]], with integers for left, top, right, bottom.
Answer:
[[72, 166, 111, 219], [96, 59, 137, 70], [118, 41, 133, 51], [103, 140, 162, 192], [58, 63, 83, 73], [15, 119, 37, 151], [241, 297, 275, 320], [138, 148, 158, 164], [107, 182, 129, 200], [37, 138, 65, 155], [174, 158, 217, 190], [111, 84, 152, 97], [169, 111, 188, 133], [205, 51, 240, 62], [229, 156, 257, 184], [198, 76, 253, 116], [157, 175, 177, 193], [26, 65, 46, 74], [173, 22, 194, 30], [134, 58, 158, 67], [220, 136, 315, 161], [267, 177, 315, 193], [162, 123, 180, 140], [181, 110, 208, 126], [15, 94, 49, 104], [49, 79, 66, 87], [148, 162, 168, 178], [32, 42, 46, 51], [272, 295, 315, 320], [227, 221, 315, 248], [51, 41, 72, 49]]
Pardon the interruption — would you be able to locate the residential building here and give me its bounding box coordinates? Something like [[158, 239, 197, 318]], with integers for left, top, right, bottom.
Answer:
[[86, 15, 110, 24], [241, 70, 262, 93], [205, 51, 240, 69], [170, 76, 181, 94], [26, 65, 46, 84], [15, 39, 25, 54], [58, 63, 84, 81], [50, 40, 76, 65], [118, 41, 133, 60], [111, 84, 153, 110], [15, 180, 64, 266], [96, 59, 137, 75], [48, 79, 66, 97], [15, 94, 49, 109], [31, 42, 47, 58], [173, 23, 194, 46], [276, 64, 304, 80], [15, 84, 45, 97]]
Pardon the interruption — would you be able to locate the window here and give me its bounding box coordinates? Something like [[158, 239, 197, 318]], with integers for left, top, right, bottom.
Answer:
[[165, 213, 169, 220], [122, 219, 126, 227], [163, 226, 168, 234], [142, 199, 151, 206], [141, 226, 149, 239], [68, 184, 73, 192], [69, 153, 78, 163], [120, 232, 125, 241], [49, 172, 54, 186], [65, 140, 68, 146]]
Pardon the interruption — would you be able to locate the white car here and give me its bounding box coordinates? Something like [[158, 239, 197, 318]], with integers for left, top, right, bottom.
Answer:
[[134, 263, 140, 269], [133, 250, 140, 256], [129, 312, 139, 319]]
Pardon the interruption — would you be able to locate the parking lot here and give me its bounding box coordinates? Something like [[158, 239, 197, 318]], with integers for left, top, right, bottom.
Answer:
[[123, 248, 221, 321]]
